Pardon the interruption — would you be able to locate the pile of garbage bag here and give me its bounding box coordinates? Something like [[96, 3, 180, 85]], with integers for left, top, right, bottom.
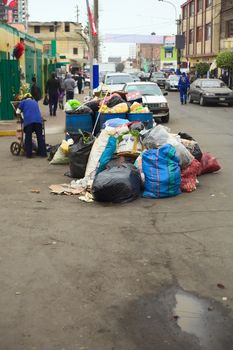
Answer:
[[49, 119, 221, 203], [64, 92, 151, 117]]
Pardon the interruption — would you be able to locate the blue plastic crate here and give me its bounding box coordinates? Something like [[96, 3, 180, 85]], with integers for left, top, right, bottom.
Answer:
[[66, 114, 93, 134], [127, 113, 153, 129]]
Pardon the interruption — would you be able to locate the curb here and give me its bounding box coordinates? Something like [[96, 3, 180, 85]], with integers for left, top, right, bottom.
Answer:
[[0, 131, 16, 137]]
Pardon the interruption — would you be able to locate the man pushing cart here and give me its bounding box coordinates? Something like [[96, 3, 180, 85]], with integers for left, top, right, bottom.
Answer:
[[10, 93, 47, 158]]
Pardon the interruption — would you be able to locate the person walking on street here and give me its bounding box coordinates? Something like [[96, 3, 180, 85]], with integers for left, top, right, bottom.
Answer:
[[76, 73, 84, 94], [64, 73, 75, 101], [30, 77, 42, 102], [178, 72, 190, 105], [45, 72, 61, 116], [16, 93, 47, 158]]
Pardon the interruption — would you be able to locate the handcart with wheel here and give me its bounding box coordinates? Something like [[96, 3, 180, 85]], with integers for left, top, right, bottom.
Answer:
[[10, 100, 46, 156]]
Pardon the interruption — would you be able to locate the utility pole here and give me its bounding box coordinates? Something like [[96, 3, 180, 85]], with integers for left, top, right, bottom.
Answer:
[[93, 0, 99, 61], [76, 4, 79, 23]]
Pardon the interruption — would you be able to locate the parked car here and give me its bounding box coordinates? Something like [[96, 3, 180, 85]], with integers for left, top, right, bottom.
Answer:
[[188, 79, 233, 106], [151, 72, 166, 88], [95, 72, 134, 93], [165, 75, 180, 91], [123, 82, 169, 123]]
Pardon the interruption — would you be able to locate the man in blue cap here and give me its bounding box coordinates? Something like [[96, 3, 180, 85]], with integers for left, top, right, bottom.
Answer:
[[178, 72, 190, 105], [16, 93, 47, 158]]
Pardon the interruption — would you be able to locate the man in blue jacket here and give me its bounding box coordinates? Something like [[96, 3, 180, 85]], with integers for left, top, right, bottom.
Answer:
[[17, 93, 47, 158], [178, 72, 190, 105]]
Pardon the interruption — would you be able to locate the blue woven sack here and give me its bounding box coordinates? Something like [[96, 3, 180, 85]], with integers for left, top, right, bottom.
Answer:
[[142, 144, 181, 198]]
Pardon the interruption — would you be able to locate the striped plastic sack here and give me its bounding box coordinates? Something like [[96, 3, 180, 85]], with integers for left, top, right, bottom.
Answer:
[[142, 144, 181, 199]]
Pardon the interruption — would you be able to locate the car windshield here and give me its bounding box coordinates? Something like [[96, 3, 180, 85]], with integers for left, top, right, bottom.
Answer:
[[105, 75, 134, 84], [153, 73, 165, 78], [201, 80, 224, 88], [169, 75, 179, 81], [126, 84, 163, 96]]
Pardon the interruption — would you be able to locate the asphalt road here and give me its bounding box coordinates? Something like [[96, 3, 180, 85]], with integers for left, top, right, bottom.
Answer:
[[0, 93, 233, 350]]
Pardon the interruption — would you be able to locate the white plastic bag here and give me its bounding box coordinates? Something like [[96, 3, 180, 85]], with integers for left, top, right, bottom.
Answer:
[[143, 125, 170, 149], [85, 130, 110, 178], [168, 135, 194, 168], [50, 145, 69, 165]]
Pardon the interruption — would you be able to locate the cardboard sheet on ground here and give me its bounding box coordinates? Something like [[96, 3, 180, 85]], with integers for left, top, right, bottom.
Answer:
[[49, 184, 85, 195]]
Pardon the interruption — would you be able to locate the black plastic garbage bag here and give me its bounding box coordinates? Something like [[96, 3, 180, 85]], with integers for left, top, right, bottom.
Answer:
[[74, 105, 94, 115], [178, 132, 202, 161], [129, 122, 146, 132], [69, 132, 95, 179], [192, 143, 203, 161], [178, 132, 195, 141], [66, 105, 94, 115], [106, 95, 125, 108], [85, 100, 101, 114], [93, 164, 141, 203], [47, 144, 60, 161]]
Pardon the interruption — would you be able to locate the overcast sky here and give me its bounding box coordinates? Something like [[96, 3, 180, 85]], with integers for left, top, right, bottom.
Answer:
[[28, 0, 184, 60]]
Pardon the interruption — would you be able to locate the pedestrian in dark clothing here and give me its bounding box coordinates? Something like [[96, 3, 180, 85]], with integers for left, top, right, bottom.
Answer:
[[30, 77, 42, 102], [45, 72, 61, 116], [64, 73, 76, 101], [16, 93, 47, 158], [77, 74, 85, 94], [178, 72, 190, 104]]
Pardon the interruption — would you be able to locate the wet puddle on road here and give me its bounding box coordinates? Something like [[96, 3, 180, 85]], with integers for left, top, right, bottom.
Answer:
[[118, 287, 233, 350], [174, 290, 219, 348]]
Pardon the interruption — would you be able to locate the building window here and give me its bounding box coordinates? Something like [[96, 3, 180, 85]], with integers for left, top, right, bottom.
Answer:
[[73, 48, 78, 55], [226, 20, 233, 38], [189, 29, 194, 43], [205, 23, 211, 40], [182, 5, 187, 19], [190, 1, 195, 16], [206, 0, 212, 8], [49, 25, 54, 32], [197, 0, 202, 12], [34, 26, 40, 33], [65, 23, 70, 32], [165, 48, 173, 58], [197, 26, 203, 42]]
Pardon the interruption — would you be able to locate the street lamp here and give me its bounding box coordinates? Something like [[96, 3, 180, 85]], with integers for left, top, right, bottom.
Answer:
[[158, 0, 181, 73]]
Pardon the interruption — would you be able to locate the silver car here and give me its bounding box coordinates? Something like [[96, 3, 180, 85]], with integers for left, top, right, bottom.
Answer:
[[165, 75, 179, 91]]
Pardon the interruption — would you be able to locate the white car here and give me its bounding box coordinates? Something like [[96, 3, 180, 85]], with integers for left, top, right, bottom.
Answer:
[[123, 82, 170, 123], [95, 73, 134, 93], [165, 75, 180, 91]]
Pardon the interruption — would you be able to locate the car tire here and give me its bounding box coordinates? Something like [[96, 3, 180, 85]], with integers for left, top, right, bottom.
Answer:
[[188, 94, 193, 103], [200, 95, 205, 106], [228, 102, 233, 107], [161, 114, 170, 123]]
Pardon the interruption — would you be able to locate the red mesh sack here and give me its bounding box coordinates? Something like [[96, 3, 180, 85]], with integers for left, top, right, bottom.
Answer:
[[198, 153, 221, 175], [181, 159, 201, 193]]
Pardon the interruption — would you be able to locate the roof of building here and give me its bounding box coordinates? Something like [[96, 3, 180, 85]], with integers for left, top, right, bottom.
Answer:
[[0, 22, 43, 45], [181, 0, 193, 8], [28, 21, 82, 27]]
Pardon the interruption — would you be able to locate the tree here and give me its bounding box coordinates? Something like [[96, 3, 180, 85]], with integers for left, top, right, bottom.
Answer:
[[216, 51, 233, 70], [196, 62, 210, 77], [216, 51, 233, 87], [115, 63, 125, 72]]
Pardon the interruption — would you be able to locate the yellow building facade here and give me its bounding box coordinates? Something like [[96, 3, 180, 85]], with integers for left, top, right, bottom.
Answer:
[[181, 0, 221, 67], [28, 21, 88, 71]]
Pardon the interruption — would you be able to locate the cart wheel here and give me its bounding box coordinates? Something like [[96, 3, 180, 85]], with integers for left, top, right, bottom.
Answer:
[[10, 142, 21, 156]]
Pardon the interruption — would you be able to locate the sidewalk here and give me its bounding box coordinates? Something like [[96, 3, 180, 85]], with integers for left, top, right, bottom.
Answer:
[[0, 90, 87, 136]]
